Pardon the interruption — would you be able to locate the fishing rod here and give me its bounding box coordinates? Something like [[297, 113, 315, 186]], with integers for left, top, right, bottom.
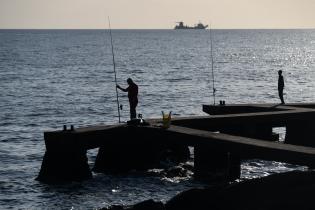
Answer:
[[108, 17, 121, 123], [209, 23, 216, 105]]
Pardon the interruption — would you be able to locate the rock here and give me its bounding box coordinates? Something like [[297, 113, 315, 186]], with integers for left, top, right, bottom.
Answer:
[[129, 199, 164, 210], [100, 205, 125, 210], [165, 166, 187, 178], [218, 170, 315, 210], [180, 162, 194, 171], [102, 171, 315, 210], [165, 187, 221, 210], [166, 171, 315, 210], [102, 200, 165, 210]]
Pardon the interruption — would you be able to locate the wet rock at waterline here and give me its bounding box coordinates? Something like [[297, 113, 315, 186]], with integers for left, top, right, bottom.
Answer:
[[104, 171, 315, 210]]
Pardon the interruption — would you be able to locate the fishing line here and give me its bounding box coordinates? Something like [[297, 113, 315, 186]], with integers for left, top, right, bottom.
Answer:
[[209, 23, 216, 105], [108, 17, 121, 123]]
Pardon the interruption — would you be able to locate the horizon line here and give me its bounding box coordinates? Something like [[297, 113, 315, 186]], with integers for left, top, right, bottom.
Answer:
[[1, 27, 315, 30]]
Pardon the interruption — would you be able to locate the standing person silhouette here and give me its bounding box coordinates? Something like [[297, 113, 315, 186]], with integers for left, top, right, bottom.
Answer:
[[117, 78, 138, 120], [278, 70, 285, 104]]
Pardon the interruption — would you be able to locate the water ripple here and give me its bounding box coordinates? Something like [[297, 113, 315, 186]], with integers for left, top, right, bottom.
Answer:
[[1, 29, 315, 209]]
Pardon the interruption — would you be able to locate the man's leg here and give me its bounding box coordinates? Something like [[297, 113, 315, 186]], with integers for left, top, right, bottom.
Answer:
[[279, 89, 285, 104], [130, 103, 137, 119]]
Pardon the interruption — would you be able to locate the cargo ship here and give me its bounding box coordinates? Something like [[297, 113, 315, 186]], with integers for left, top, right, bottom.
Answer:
[[174, 21, 208, 29]]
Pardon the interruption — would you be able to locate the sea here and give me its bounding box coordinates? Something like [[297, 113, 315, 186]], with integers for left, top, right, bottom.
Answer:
[[0, 29, 315, 209]]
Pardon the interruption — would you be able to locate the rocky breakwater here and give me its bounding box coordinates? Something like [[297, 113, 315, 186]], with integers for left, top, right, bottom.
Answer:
[[102, 170, 315, 210]]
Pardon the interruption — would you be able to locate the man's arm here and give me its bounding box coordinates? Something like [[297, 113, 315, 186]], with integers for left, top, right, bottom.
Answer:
[[117, 85, 128, 92]]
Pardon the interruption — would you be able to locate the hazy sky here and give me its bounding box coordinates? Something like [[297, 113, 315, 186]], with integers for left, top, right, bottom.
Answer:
[[1, 0, 315, 29]]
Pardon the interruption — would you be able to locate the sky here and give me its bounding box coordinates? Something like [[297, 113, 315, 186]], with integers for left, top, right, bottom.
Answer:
[[1, 0, 315, 29]]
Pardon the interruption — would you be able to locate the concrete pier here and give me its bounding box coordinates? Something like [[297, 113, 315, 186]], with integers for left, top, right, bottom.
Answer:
[[37, 103, 315, 183]]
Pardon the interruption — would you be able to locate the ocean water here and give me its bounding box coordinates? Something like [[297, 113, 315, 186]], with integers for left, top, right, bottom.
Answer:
[[0, 29, 315, 209]]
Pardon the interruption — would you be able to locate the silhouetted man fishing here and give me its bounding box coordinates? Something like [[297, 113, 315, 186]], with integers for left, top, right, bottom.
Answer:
[[117, 78, 138, 120], [278, 70, 285, 104]]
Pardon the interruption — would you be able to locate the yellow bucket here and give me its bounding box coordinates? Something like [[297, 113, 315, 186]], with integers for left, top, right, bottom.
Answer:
[[162, 111, 172, 128]]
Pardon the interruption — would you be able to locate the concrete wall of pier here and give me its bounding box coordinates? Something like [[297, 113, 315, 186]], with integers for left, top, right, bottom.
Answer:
[[37, 103, 315, 183]]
